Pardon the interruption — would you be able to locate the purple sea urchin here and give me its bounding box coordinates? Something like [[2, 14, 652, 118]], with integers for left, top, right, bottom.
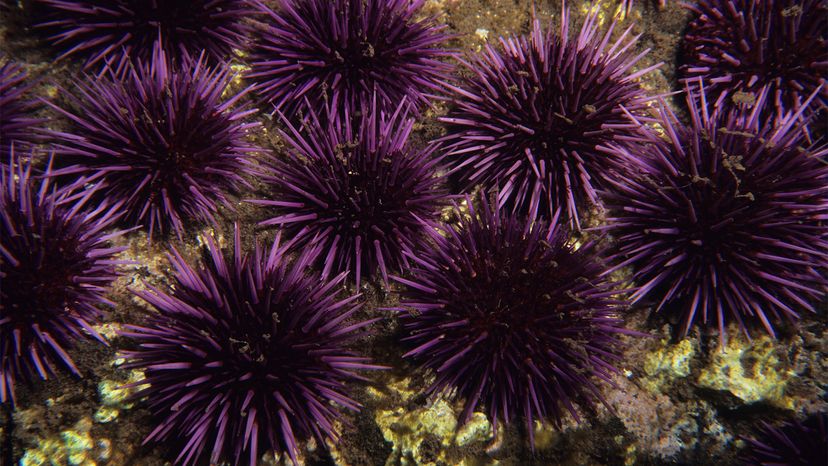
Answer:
[[681, 0, 828, 120], [249, 101, 449, 288], [393, 192, 632, 441], [1, 157, 125, 405], [741, 412, 828, 466], [600, 85, 828, 342], [247, 0, 453, 118], [441, 9, 660, 227], [120, 227, 381, 466], [47, 45, 259, 238], [34, 0, 256, 68], [0, 60, 43, 162]]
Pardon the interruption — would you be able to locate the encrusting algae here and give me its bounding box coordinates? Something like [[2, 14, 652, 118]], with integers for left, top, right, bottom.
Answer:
[[697, 335, 795, 408], [371, 378, 494, 466]]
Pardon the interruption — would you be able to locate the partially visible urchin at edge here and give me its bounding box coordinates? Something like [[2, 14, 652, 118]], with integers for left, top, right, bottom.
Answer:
[[247, 0, 455, 118], [33, 0, 257, 68], [440, 7, 660, 228], [45, 44, 261, 238], [680, 0, 827, 121], [600, 84, 828, 343], [741, 412, 828, 466], [393, 192, 636, 443], [120, 227, 382, 466], [1, 157, 126, 405], [0, 60, 44, 162]]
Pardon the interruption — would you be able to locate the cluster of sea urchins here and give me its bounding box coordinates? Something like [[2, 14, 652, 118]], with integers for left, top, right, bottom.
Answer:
[[1, 157, 125, 405], [2, 0, 828, 464]]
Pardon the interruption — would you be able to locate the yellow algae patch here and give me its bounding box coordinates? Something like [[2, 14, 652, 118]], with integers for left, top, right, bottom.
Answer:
[[91, 323, 120, 341], [376, 399, 457, 465], [94, 367, 145, 424], [697, 335, 794, 407], [456, 412, 493, 447], [372, 377, 493, 466], [532, 421, 562, 451], [20, 417, 112, 466], [641, 339, 696, 391], [222, 61, 251, 98]]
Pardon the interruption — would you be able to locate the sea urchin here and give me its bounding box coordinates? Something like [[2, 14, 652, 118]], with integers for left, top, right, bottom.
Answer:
[[393, 192, 633, 441], [47, 44, 259, 238], [600, 85, 828, 342], [681, 0, 828, 120], [121, 227, 381, 466], [34, 0, 256, 68], [441, 8, 660, 227], [741, 412, 828, 466], [247, 0, 454, 118], [0, 59, 43, 162], [249, 101, 449, 287], [1, 157, 125, 405]]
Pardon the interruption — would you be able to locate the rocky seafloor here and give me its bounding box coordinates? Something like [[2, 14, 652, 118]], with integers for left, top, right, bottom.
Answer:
[[1, 0, 827, 465]]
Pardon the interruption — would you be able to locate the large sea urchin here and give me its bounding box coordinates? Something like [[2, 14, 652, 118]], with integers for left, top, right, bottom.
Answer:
[[250, 101, 449, 287], [121, 227, 381, 466], [1, 157, 125, 405], [47, 45, 259, 238], [393, 192, 632, 440], [34, 0, 256, 68], [0, 60, 43, 162], [741, 412, 828, 466], [441, 8, 660, 227], [247, 0, 453, 118], [601, 85, 828, 342], [681, 0, 828, 120]]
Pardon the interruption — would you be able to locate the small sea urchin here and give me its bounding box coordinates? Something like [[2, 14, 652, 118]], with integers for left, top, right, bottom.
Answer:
[[0, 60, 43, 162], [47, 45, 259, 238], [121, 227, 380, 466], [34, 0, 256, 68], [681, 0, 828, 120], [741, 412, 828, 466], [393, 192, 632, 440], [1, 157, 125, 405], [247, 0, 453, 118], [250, 101, 449, 287], [601, 85, 828, 342], [441, 8, 659, 227]]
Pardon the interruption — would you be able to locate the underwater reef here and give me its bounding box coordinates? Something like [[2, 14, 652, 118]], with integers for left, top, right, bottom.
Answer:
[[0, 0, 826, 465]]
